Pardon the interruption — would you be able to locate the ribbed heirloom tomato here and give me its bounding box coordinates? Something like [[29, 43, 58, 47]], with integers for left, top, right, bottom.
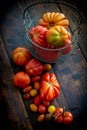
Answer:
[[46, 26, 70, 47], [12, 47, 32, 66], [38, 12, 69, 29], [29, 25, 48, 47], [40, 73, 60, 101], [25, 58, 43, 76]]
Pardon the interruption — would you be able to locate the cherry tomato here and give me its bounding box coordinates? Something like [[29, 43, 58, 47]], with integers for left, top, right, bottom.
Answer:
[[53, 107, 63, 123], [47, 105, 56, 113], [23, 86, 32, 93], [23, 93, 31, 100], [31, 76, 41, 82], [37, 114, 45, 122], [30, 89, 38, 97], [29, 104, 38, 112], [63, 111, 73, 124], [38, 104, 46, 113], [44, 113, 52, 121], [43, 64, 52, 71], [34, 95, 41, 106], [34, 82, 40, 90], [42, 101, 50, 107]]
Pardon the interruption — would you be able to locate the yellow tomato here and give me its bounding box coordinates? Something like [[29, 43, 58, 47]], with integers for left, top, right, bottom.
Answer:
[[47, 105, 56, 113]]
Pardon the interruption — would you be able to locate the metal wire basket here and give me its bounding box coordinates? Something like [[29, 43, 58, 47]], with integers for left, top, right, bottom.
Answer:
[[23, 1, 82, 63]]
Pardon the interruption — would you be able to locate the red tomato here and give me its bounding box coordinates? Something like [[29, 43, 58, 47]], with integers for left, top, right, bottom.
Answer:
[[34, 95, 41, 105], [61, 39, 72, 55], [31, 76, 41, 82], [23, 93, 31, 100], [12, 47, 32, 65], [29, 25, 48, 47], [53, 108, 73, 124], [25, 58, 43, 76], [42, 101, 50, 107], [55, 115, 64, 123], [37, 49, 59, 62], [40, 73, 60, 101], [13, 71, 31, 88], [63, 111, 73, 124], [38, 104, 46, 113], [53, 107, 63, 123]]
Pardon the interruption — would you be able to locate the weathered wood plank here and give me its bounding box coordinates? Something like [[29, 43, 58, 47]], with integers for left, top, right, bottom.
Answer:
[[78, 24, 87, 60], [0, 34, 33, 130]]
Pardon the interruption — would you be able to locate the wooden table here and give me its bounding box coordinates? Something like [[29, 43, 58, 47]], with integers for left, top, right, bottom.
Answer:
[[0, 0, 87, 130]]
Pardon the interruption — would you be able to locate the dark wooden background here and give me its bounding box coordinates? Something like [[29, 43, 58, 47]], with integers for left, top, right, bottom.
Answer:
[[0, 0, 87, 130]]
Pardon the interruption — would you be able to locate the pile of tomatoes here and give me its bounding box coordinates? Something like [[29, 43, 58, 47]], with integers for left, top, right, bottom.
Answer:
[[12, 47, 73, 124], [29, 12, 72, 55]]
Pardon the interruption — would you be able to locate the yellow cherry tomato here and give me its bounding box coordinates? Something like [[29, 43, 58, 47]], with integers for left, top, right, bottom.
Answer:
[[47, 105, 56, 113]]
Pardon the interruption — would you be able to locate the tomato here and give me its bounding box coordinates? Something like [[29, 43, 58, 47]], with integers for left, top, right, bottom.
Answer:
[[55, 115, 64, 123], [25, 58, 43, 76], [40, 73, 60, 101], [37, 114, 45, 122], [38, 104, 46, 113], [42, 101, 50, 107], [29, 89, 38, 97], [13, 71, 31, 88], [37, 49, 59, 62], [43, 64, 52, 71], [47, 105, 56, 113], [31, 76, 41, 82], [46, 26, 69, 46], [29, 25, 48, 47], [38, 12, 69, 29], [23, 93, 31, 100], [53, 107, 63, 123], [33, 82, 40, 90], [44, 113, 52, 121], [53, 108, 73, 124], [12, 47, 32, 65], [60, 39, 72, 55], [29, 104, 38, 112], [23, 86, 32, 93], [34, 95, 41, 106], [63, 111, 73, 124]]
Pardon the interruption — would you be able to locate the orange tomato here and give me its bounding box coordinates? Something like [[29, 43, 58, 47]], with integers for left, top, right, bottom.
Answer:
[[12, 47, 32, 66], [39, 12, 69, 29], [46, 26, 69, 47], [13, 71, 31, 88]]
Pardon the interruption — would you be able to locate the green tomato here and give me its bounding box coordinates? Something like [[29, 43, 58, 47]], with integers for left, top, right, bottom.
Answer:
[[46, 26, 69, 46]]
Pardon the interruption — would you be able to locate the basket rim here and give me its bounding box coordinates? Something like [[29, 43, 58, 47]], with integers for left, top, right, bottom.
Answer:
[[27, 33, 73, 51], [23, 1, 81, 51]]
